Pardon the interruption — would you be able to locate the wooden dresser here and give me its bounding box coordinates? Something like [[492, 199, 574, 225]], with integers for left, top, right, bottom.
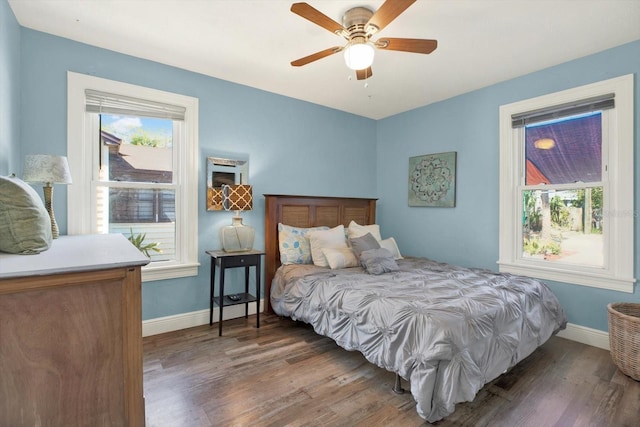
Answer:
[[0, 234, 149, 427]]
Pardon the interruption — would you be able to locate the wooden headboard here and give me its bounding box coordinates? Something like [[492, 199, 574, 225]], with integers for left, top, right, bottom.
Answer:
[[263, 194, 377, 313]]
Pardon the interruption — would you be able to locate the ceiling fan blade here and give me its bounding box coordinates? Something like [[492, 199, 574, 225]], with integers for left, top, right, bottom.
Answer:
[[367, 0, 416, 33], [291, 46, 343, 67], [376, 38, 438, 54], [356, 67, 373, 80], [291, 3, 345, 35]]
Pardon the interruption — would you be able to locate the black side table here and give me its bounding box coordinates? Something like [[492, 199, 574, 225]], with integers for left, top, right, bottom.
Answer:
[[206, 249, 264, 336]]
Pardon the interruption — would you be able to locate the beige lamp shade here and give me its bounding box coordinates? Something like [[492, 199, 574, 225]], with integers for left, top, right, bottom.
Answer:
[[22, 154, 72, 239], [23, 155, 72, 184]]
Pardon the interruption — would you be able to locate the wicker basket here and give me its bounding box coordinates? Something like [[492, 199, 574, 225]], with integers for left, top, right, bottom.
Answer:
[[607, 302, 640, 381]]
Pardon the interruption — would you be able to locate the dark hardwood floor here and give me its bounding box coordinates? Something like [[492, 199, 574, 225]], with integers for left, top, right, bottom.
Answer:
[[143, 314, 640, 427]]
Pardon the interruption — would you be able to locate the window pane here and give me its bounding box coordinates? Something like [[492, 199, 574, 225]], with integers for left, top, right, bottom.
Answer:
[[109, 221, 175, 263], [96, 186, 176, 263], [522, 188, 603, 267], [109, 188, 175, 223], [525, 113, 602, 185], [100, 114, 173, 183], [97, 114, 176, 263]]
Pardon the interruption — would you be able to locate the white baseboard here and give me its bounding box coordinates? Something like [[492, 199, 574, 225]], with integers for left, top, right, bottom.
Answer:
[[142, 299, 264, 337], [143, 307, 610, 352], [556, 322, 610, 351]]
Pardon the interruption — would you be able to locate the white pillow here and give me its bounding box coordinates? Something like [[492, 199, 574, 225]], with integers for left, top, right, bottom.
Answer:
[[322, 247, 359, 269], [380, 237, 403, 260], [308, 225, 348, 267], [347, 220, 382, 241]]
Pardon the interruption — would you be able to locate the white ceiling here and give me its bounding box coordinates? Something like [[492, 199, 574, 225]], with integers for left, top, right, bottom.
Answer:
[[9, 0, 640, 120]]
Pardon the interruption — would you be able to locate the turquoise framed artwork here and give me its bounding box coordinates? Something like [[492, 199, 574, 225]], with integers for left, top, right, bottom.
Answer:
[[408, 151, 457, 207]]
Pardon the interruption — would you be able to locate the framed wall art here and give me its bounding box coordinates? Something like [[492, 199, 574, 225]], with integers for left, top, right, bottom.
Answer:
[[408, 151, 457, 207]]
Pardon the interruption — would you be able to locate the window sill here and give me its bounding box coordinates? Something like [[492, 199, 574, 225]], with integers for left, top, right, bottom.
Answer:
[[498, 261, 635, 293], [142, 262, 200, 282]]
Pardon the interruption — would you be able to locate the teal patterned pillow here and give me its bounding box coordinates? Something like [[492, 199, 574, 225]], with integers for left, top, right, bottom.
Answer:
[[278, 223, 329, 265]]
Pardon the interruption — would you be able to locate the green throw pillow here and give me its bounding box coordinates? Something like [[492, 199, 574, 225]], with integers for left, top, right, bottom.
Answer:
[[0, 175, 52, 254]]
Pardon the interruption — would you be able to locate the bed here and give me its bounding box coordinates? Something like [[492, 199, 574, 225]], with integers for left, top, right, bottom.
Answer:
[[263, 194, 567, 422]]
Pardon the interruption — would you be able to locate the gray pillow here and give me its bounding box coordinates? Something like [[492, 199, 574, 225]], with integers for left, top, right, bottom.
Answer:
[[349, 232, 380, 259], [359, 248, 399, 275], [0, 175, 52, 254]]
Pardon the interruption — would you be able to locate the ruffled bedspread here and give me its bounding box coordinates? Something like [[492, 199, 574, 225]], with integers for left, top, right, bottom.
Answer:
[[271, 258, 567, 422]]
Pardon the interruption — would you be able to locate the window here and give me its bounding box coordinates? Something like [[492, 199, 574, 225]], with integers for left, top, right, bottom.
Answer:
[[67, 72, 199, 281], [499, 75, 634, 292], [97, 114, 176, 262], [522, 111, 605, 268]]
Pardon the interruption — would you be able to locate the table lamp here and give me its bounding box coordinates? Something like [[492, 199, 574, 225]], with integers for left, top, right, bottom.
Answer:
[[220, 184, 254, 252], [23, 154, 72, 239]]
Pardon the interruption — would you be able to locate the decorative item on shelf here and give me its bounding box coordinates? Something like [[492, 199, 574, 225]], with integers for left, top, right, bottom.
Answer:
[[22, 154, 72, 239], [220, 184, 255, 252]]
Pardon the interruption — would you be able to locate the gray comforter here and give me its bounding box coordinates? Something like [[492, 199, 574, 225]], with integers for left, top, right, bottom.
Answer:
[[271, 257, 567, 422]]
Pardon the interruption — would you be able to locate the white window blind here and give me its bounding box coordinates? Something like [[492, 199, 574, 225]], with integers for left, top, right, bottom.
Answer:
[[85, 89, 186, 120]]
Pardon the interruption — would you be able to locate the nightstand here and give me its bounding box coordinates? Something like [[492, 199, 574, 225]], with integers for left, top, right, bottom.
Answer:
[[206, 249, 264, 336]]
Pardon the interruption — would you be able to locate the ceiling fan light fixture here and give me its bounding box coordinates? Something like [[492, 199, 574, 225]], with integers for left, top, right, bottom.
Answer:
[[343, 41, 375, 70]]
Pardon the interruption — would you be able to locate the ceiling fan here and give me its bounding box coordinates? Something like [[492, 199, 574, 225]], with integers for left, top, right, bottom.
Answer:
[[290, 0, 438, 80]]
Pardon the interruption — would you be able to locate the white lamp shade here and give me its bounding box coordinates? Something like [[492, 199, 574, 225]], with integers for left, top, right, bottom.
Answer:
[[23, 155, 72, 184], [343, 42, 375, 70]]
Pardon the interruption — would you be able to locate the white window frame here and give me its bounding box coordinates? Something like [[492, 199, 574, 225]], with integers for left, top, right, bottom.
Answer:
[[67, 72, 199, 281], [498, 74, 635, 293]]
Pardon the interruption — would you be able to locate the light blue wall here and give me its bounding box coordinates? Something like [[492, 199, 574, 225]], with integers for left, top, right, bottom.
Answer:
[[18, 28, 376, 320], [0, 0, 20, 175], [6, 0, 639, 331], [376, 40, 640, 332]]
